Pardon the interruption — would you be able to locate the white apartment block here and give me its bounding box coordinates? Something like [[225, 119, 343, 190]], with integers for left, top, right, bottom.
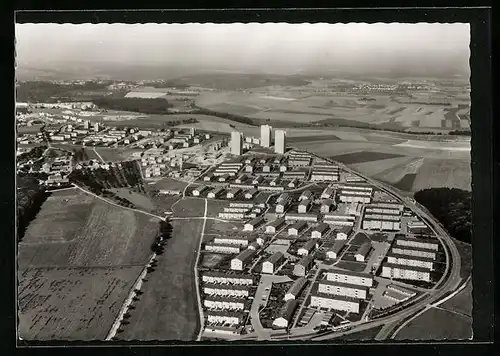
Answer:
[[324, 271, 374, 287], [381, 263, 431, 282], [395, 238, 439, 251], [309, 293, 360, 313], [318, 281, 368, 300], [386, 253, 434, 270], [203, 284, 250, 298]]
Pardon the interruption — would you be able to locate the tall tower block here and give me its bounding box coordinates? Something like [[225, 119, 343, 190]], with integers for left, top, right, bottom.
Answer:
[[274, 130, 286, 154], [260, 124, 272, 147], [231, 131, 243, 156]]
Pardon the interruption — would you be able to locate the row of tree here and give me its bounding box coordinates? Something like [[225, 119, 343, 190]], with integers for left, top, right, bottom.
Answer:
[[17, 174, 49, 241], [71, 147, 89, 163], [17, 145, 47, 164], [414, 187, 472, 244], [16, 81, 112, 103], [92, 97, 174, 114]]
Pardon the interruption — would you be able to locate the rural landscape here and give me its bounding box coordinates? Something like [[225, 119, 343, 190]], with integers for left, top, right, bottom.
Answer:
[[16, 22, 472, 342]]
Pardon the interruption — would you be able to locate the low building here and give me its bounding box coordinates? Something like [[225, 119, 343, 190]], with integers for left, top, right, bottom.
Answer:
[[285, 213, 318, 222], [321, 187, 335, 199], [262, 252, 285, 274], [324, 270, 374, 287], [386, 252, 434, 270], [284, 276, 308, 300], [272, 299, 298, 329], [287, 178, 299, 188], [203, 283, 250, 298], [214, 235, 256, 247], [354, 242, 372, 262], [336, 226, 353, 240], [226, 188, 242, 199], [206, 310, 244, 326], [311, 223, 330, 239], [391, 246, 437, 260], [266, 217, 286, 234], [205, 243, 242, 254], [252, 176, 265, 185], [192, 185, 210, 197], [231, 249, 257, 271], [407, 221, 432, 235], [248, 241, 260, 251], [381, 262, 431, 282], [297, 199, 311, 214], [293, 255, 314, 276], [395, 237, 439, 251], [320, 199, 335, 213], [299, 190, 313, 201], [297, 240, 317, 256], [318, 280, 369, 299], [207, 187, 225, 199], [309, 290, 360, 313], [204, 296, 246, 311], [276, 198, 291, 214], [202, 271, 253, 285], [243, 216, 265, 232], [288, 221, 308, 236], [326, 240, 346, 259], [244, 188, 259, 200], [324, 214, 356, 227]]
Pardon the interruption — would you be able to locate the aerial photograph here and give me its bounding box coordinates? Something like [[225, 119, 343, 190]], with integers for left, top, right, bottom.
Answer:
[[15, 22, 472, 342]]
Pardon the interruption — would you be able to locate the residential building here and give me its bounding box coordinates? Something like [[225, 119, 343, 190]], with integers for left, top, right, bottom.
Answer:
[[299, 190, 313, 201], [284, 276, 308, 300], [231, 131, 243, 155], [326, 240, 346, 259], [206, 310, 244, 326], [205, 243, 242, 254], [407, 221, 431, 234], [252, 175, 264, 185], [235, 174, 248, 184], [276, 199, 291, 214], [309, 291, 360, 313], [381, 262, 431, 282], [204, 296, 247, 311], [335, 226, 353, 240], [203, 283, 250, 298], [244, 189, 259, 200], [272, 299, 297, 329], [395, 237, 439, 251], [231, 249, 257, 271], [226, 188, 242, 199], [275, 130, 286, 154], [298, 199, 311, 214], [207, 187, 225, 199], [321, 187, 335, 199], [318, 280, 369, 299], [214, 235, 257, 247], [324, 214, 355, 227], [288, 221, 308, 236], [193, 185, 210, 197], [297, 240, 317, 256], [243, 216, 265, 231], [386, 252, 434, 270], [324, 270, 374, 287], [262, 252, 285, 274], [391, 246, 437, 260], [355, 242, 372, 262], [285, 213, 318, 222], [311, 223, 330, 239], [202, 271, 253, 285], [287, 178, 299, 188], [320, 199, 335, 213], [266, 217, 286, 234], [293, 255, 314, 276]]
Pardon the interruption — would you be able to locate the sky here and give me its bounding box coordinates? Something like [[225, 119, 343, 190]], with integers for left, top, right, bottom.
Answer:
[[15, 23, 470, 75]]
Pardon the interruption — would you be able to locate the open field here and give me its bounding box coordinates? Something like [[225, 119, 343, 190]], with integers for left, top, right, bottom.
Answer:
[[411, 158, 471, 192], [18, 189, 158, 268], [203, 219, 241, 235], [109, 187, 155, 211], [92, 147, 140, 162], [333, 325, 384, 341], [171, 197, 206, 217], [332, 151, 405, 164], [119, 219, 204, 341], [394, 307, 472, 341], [18, 265, 143, 340], [206, 199, 231, 218], [152, 177, 190, 191]]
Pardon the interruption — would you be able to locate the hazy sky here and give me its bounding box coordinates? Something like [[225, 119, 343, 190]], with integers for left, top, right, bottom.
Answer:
[[15, 23, 470, 73]]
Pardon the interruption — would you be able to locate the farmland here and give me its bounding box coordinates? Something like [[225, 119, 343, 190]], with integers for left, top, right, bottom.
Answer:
[[18, 189, 158, 268], [109, 187, 155, 211], [118, 219, 204, 341], [18, 266, 143, 340], [171, 197, 206, 217], [152, 177, 189, 192]]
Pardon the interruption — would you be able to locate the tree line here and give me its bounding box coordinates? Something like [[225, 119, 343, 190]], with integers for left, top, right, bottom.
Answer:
[[16, 81, 112, 103], [92, 97, 174, 114], [414, 187, 472, 244], [17, 174, 49, 241]]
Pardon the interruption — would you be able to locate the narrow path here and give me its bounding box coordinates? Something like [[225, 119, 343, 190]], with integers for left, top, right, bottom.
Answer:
[[93, 147, 105, 163]]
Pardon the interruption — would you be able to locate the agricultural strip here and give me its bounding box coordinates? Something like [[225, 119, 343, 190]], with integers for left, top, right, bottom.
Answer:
[[119, 219, 204, 341], [18, 190, 158, 268], [393, 173, 418, 192], [348, 156, 417, 177], [438, 279, 473, 317], [331, 151, 405, 164], [411, 158, 471, 192], [394, 307, 472, 341], [287, 135, 341, 143], [171, 197, 207, 217], [18, 266, 143, 340], [109, 188, 155, 212], [152, 177, 190, 191]]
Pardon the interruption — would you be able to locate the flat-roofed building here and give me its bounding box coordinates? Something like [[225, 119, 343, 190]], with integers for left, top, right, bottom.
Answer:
[[205, 243, 242, 254], [231, 131, 243, 156], [193, 185, 210, 197], [298, 240, 317, 256], [339, 192, 372, 204], [266, 217, 286, 234], [227, 188, 242, 199], [298, 199, 311, 214], [407, 221, 432, 234], [285, 276, 308, 300], [391, 246, 437, 260], [309, 290, 360, 313], [381, 262, 431, 282], [260, 124, 272, 148], [207, 310, 244, 326], [326, 240, 347, 259], [203, 283, 250, 298], [243, 216, 265, 231], [355, 242, 372, 262], [324, 213, 355, 227], [202, 271, 254, 285], [320, 199, 335, 213], [275, 130, 286, 154], [208, 187, 225, 199], [324, 270, 374, 287], [293, 254, 315, 276], [231, 249, 257, 271], [386, 252, 434, 270], [395, 237, 439, 251], [262, 252, 285, 274], [285, 213, 318, 222], [318, 280, 369, 299], [204, 296, 247, 311], [311, 223, 330, 239], [214, 235, 257, 247], [288, 221, 308, 236]]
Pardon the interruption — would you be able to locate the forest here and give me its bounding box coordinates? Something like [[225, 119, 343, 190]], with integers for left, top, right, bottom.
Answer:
[[16, 81, 112, 103], [92, 97, 174, 114], [414, 187, 472, 244], [17, 174, 49, 241]]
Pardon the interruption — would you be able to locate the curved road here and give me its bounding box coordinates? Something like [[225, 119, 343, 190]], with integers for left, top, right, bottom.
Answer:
[[272, 149, 464, 341]]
